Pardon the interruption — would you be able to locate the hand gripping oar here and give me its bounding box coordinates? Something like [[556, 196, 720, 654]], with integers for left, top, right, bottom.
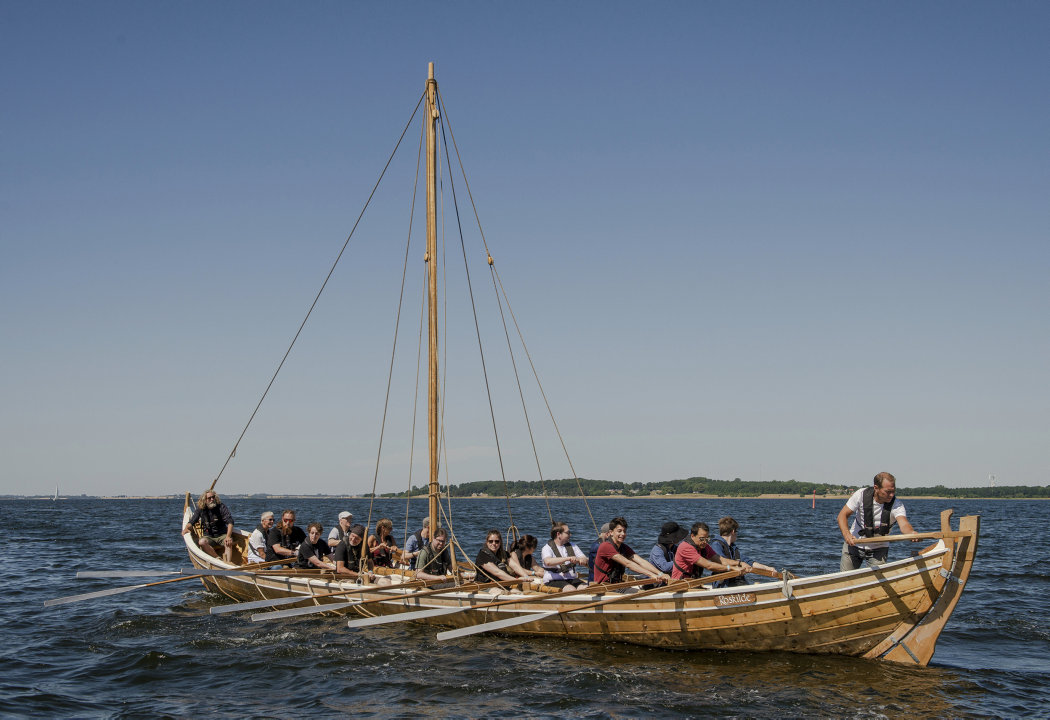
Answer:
[[211, 577, 434, 615], [46, 556, 296, 607], [435, 568, 746, 641], [346, 575, 666, 629], [254, 577, 530, 622]]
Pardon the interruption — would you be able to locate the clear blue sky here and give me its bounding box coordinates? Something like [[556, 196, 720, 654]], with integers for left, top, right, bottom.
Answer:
[[2, 2, 1047, 496]]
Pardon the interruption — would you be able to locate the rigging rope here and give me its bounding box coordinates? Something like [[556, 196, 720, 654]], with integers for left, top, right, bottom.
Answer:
[[209, 90, 426, 491]]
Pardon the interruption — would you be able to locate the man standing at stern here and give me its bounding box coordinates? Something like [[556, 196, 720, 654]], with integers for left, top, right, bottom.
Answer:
[[837, 472, 916, 571]]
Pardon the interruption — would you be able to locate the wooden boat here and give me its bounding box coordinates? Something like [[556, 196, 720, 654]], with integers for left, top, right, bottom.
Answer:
[[182, 63, 980, 666]]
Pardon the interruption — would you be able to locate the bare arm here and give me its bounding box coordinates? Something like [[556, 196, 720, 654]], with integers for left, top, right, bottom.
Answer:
[[481, 561, 518, 582], [896, 514, 916, 535], [837, 504, 856, 546], [612, 553, 669, 581]]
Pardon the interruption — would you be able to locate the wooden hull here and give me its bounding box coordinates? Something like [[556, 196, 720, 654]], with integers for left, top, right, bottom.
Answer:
[[184, 499, 978, 666]]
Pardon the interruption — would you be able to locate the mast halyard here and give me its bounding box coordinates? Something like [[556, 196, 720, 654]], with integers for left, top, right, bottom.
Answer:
[[425, 63, 440, 537]]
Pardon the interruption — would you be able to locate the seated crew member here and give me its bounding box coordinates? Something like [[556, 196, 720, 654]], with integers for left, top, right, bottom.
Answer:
[[333, 524, 374, 581], [367, 518, 399, 568], [588, 523, 610, 582], [414, 528, 453, 582], [672, 521, 749, 580], [649, 521, 688, 575], [593, 517, 670, 586], [837, 471, 916, 572], [328, 510, 354, 546], [541, 522, 589, 591], [403, 518, 430, 570], [267, 509, 306, 564], [508, 534, 543, 582], [707, 516, 775, 587], [475, 529, 519, 584], [245, 511, 275, 564], [181, 489, 235, 563], [296, 522, 335, 570]]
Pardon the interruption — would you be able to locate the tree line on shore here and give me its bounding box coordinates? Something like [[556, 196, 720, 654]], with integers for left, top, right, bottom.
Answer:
[[377, 476, 1050, 499]]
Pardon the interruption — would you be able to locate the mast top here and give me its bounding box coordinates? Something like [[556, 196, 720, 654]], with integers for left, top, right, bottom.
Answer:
[[428, 62, 434, 80]]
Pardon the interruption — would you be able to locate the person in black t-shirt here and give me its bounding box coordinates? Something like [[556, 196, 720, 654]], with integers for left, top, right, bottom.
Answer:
[[474, 529, 518, 584], [296, 522, 334, 570], [266, 509, 306, 563], [181, 489, 235, 563], [333, 524, 374, 580]]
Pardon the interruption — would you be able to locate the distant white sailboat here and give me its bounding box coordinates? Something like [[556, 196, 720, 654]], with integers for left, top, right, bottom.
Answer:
[[52, 484, 59, 502]]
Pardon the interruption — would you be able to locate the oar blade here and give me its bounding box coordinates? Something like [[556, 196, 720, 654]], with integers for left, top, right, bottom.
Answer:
[[77, 571, 179, 579], [44, 583, 147, 607], [346, 604, 463, 628], [437, 611, 553, 641], [180, 568, 255, 577], [210, 595, 313, 615], [252, 600, 360, 622]]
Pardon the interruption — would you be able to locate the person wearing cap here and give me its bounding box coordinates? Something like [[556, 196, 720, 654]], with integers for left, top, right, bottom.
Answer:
[[245, 511, 275, 564], [403, 518, 430, 569], [328, 511, 354, 546], [649, 521, 688, 575], [333, 523, 373, 580], [588, 522, 611, 582]]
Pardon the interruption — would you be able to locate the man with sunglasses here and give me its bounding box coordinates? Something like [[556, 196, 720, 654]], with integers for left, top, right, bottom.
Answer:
[[181, 489, 235, 563], [672, 521, 749, 580]]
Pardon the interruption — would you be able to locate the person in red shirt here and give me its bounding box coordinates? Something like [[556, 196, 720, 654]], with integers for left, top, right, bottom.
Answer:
[[592, 517, 670, 585], [672, 521, 750, 580]]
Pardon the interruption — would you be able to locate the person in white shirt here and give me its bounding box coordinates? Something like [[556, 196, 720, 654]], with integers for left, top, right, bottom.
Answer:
[[541, 522, 588, 591], [246, 511, 275, 564], [837, 472, 916, 571], [328, 510, 354, 546]]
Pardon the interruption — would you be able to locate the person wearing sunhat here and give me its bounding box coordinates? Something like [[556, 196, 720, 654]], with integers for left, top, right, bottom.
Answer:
[[649, 521, 688, 574]]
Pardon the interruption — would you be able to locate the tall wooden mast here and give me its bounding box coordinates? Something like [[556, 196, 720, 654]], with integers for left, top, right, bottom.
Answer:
[[425, 63, 440, 535]]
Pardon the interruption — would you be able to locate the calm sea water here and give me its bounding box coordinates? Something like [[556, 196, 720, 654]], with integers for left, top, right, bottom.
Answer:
[[2, 496, 1047, 719]]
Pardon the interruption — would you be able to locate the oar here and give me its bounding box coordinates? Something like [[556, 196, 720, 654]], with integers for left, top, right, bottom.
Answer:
[[436, 568, 745, 641], [256, 577, 529, 622], [853, 531, 968, 544], [46, 556, 296, 607], [45, 574, 210, 607], [346, 575, 662, 629], [77, 570, 181, 579], [211, 577, 434, 615]]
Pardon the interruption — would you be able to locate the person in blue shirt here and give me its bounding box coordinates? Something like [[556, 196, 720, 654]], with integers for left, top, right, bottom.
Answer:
[[708, 516, 775, 587], [649, 521, 687, 574]]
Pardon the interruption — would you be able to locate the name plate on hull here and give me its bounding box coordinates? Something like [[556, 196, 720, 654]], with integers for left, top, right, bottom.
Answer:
[[714, 592, 756, 607]]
